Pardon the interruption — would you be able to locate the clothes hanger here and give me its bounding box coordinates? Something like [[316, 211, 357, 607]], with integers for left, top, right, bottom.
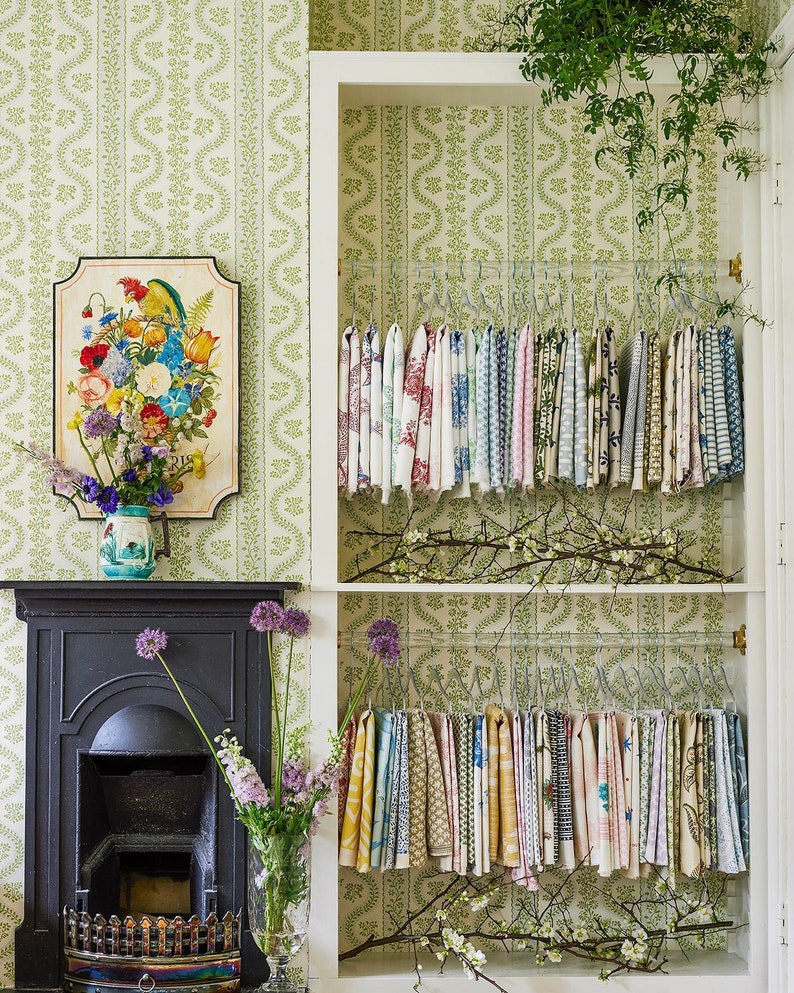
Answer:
[[643, 263, 659, 333], [602, 260, 611, 330], [448, 661, 476, 715], [555, 261, 565, 330], [541, 260, 554, 329], [544, 663, 560, 711], [612, 662, 637, 718], [459, 260, 477, 326], [429, 666, 453, 714], [390, 259, 399, 329], [529, 261, 542, 328], [409, 261, 429, 334], [426, 261, 444, 326], [568, 260, 577, 332], [442, 263, 461, 329], [521, 634, 532, 711], [350, 258, 359, 329], [368, 260, 377, 329], [567, 634, 590, 713], [476, 261, 496, 331], [591, 261, 600, 331]]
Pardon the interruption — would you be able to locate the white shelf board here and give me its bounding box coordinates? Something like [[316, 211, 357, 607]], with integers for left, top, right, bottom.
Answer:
[[319, 582, 761, 595], [334, 948, 754, 989], [310, 51, 682, 107]]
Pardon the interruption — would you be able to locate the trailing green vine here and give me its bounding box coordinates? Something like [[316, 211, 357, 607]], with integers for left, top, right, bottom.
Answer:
[[468, 0, 778, 320]]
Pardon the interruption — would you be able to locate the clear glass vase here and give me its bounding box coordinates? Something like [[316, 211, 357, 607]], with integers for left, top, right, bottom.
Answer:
[[247, 834, 310, 993]]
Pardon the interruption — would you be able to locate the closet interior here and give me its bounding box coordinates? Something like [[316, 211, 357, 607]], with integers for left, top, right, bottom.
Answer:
[[309, 51, 770, 992]]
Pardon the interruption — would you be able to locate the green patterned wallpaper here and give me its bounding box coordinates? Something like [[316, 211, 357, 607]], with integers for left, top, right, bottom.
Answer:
[[0, 0, 774, 981], [312, 0, 789, 50], [0, 0, 309, 981]]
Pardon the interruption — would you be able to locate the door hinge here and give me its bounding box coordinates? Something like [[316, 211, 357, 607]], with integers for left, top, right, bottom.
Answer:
[[775, 162, 783, 207], [781, 901, 788, 945], [779, 522, 786, 566]]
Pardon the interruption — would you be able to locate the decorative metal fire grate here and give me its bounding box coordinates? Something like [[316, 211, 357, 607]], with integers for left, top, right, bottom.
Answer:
[[63, 909, 242, 993]]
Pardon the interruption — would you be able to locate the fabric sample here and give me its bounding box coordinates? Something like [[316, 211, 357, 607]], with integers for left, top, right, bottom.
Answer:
[[368, 325, 383, 490], [370, 706, 394, 869], [394, 325, 430, 494], [380, 323, 405, 503]]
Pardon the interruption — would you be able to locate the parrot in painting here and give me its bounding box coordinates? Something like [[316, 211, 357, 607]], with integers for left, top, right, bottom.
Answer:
[[118, 276, 187, 327]]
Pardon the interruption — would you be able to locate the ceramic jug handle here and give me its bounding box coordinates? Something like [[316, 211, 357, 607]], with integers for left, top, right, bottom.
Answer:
[[153, 511, 171, 560]]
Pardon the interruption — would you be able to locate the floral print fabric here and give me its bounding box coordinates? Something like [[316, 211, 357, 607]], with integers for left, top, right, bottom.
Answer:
[[339, 319, 742, 499], [338, 702, 748, 882]]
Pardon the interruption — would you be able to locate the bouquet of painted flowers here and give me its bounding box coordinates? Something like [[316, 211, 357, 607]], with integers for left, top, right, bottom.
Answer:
[[135, 607, 400, 977], [20, 274, 220, 514]]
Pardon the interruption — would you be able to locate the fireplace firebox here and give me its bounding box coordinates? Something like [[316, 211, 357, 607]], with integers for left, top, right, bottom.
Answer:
[[2, 581, 298, 991]]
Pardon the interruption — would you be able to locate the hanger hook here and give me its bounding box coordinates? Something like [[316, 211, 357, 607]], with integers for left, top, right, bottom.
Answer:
[[351, 259, 358, 327]]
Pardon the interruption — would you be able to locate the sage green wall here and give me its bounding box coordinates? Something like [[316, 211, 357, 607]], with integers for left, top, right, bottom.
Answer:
[[0, 1, 309, 980]]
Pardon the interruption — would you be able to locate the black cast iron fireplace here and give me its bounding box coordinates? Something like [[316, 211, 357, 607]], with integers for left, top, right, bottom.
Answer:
[[1, 581, 298, 991]]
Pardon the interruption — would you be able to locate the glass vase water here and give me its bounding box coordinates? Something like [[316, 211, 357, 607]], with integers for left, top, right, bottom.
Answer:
[[247, 835, 310, 993]]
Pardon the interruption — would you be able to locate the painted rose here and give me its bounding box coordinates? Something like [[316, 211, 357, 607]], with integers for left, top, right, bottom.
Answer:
[[135, 361, 172, 398], [76, 371, 113, 408], [140, 403, 169, 439], [184, 329, 219, 365]]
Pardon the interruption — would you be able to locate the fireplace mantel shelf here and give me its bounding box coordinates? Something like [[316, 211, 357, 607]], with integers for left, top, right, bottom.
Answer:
[[0, 581, 301, 620]]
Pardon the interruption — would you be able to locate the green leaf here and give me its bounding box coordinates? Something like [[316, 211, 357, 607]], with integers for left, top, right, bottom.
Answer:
[[185, 289, 215, 336]]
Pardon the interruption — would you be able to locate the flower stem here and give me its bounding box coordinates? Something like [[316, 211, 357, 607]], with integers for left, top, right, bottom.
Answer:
[[267, 631, 283, 808], [274, 637, 294, 810], [76, 425, 105, 484], [100, 436, 117, 481], [156, 650, 240, 811], [337, 656, 376, 737]]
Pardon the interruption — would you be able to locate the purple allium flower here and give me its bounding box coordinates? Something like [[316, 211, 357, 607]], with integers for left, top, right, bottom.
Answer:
[[369, 633, 401, 665], [367, 618, 400, 642], [96, 485, 120, 515], [82, 408, 118, 439], [280, 607, 311, 639], [367, 619, 401, 665], [136, 627, 168, 660], [250, 600, 284, 633]]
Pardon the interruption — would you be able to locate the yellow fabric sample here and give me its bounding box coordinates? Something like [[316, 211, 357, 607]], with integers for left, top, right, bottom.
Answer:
[[339, 710, 369, 867]]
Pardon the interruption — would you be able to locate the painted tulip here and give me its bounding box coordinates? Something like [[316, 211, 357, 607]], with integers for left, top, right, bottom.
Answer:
[[184, 328, 218, 365]]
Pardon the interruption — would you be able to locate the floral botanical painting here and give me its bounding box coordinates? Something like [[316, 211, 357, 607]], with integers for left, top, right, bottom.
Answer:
[[53, 257, 240, 518]]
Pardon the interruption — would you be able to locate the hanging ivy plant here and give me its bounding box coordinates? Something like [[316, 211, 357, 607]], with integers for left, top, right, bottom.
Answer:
[[472, 0, 777, 239]]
